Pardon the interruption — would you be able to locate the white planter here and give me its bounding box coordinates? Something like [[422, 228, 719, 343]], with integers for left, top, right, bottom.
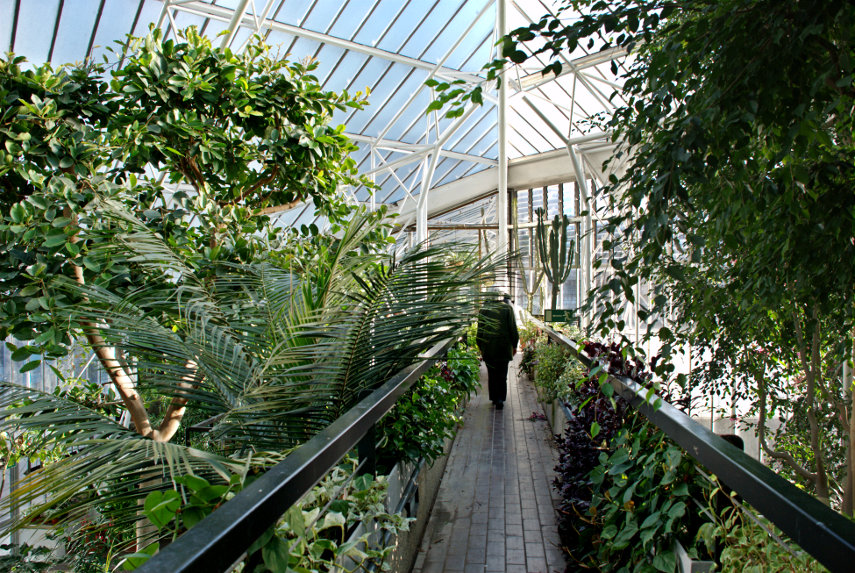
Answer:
[[674, 540, 715, 573]]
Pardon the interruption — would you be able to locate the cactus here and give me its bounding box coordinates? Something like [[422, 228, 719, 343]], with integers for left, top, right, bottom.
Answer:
[[534, 207, 575, 311], [513, 234, 545, 315]]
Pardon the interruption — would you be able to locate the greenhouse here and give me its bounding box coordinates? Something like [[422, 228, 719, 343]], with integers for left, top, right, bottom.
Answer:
[[0, 0, 852, 572]]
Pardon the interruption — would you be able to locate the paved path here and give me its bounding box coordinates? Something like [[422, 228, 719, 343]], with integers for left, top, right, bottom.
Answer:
[[411, 356, 565, 573]]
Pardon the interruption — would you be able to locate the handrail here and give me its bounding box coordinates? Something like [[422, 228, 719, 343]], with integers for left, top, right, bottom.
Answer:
[[531, 315, 855, 573], [138, 337, 454, 572]]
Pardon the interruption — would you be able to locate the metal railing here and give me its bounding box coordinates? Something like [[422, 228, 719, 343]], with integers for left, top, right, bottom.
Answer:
[[138, 338, 453, 572], [533, 317, 855, 573]]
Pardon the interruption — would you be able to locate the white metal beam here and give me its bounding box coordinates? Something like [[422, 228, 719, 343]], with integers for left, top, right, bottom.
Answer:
[[512, 46, 627, 92], [165, 1, 485, 84], [220, 0, 251, 50], [497, 0, 509, 260]]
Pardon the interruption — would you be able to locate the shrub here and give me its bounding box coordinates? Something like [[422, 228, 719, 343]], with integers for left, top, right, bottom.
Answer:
[[554, 357, 587, 403], [584, 419, 714, 572], [554, 378, 628, 551], [125, 459, 410, 572], [533, 339, 568, 401], [376, 340, 480, 470], [518, 321, 540, 349]]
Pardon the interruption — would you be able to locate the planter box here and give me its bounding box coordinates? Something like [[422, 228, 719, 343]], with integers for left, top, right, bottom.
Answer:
[[539, 396, 567, 439], [674, 540, 715, 573], [382, 434, 456, 573]]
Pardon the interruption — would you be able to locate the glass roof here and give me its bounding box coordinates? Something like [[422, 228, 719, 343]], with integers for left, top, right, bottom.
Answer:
[[1, 0, 625, 229]]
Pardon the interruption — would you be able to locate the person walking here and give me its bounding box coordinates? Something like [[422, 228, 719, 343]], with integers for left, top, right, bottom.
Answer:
[[476, 292, 519, 409]]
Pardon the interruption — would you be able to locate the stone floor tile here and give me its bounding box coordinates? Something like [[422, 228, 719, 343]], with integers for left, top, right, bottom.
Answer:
[[506, 547, 527, 564], [414, 356, 565, 573]]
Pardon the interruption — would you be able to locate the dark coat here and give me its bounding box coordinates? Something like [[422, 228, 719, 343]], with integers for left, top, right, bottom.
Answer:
[[476, 298, 519, 364]]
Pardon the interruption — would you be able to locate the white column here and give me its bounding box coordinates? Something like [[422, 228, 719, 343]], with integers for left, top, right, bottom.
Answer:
[[497, 0, 509, 269], [415, 155, 437, 245]]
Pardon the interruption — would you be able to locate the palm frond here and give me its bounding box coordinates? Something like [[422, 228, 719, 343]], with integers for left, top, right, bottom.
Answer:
[[0, 383, 242, 540]]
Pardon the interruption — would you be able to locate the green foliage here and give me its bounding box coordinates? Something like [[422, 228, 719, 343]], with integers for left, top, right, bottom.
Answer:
[[533, 339, 570, 402], [517, 321, 541, 350], [377, 341, 480, 468], [583, 418, 714, 572], [445, 344, 482, 397], [0, 206, 502, 545], [126, 460, 411, 572], [555, 357, 587, 404], [697, 475, 827, 572], [716, 513, 824, 572], [0, 544, 54, 573], [0, 25, 372, 363]]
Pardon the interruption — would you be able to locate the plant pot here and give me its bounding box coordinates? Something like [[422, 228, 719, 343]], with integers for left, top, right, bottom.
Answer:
[[674, 540, 715, 573]]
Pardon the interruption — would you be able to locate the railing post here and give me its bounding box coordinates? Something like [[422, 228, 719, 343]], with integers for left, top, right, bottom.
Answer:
[[358, 424, 377, 477]]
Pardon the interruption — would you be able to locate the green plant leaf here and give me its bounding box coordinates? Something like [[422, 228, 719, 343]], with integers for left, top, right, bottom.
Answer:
[[121, 542, 159, 570], [651, 547, 676, 572], [143, 490, 181, 529]]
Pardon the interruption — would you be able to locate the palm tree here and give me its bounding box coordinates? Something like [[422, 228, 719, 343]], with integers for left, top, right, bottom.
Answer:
[[0, 200, 501, 550]]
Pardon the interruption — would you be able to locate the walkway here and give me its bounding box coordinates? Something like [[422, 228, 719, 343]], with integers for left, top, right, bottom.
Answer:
[[412, 356, 565, 573]]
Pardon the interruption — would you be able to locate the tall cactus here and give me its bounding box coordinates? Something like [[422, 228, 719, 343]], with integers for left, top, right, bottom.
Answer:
[[534, 207, 575, 311], [513, 232, 545, 315]]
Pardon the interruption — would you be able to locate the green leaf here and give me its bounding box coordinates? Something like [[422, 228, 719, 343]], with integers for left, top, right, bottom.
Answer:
[[509, 50, 528, 64], [590, 421, 601, 438], [11, 346, 33, 361], [42, 235, 67, 248], [121, 542, 159, 570], [261, 535, 292, 571], [651, 547, 677, 572], [640, 511, 662, 530], [612, 520, 638, 549], [143, 490, 180, 529], [19, 360, 41, 373], [601, 523, 618, 539], [10, 203, 25, 223], [667, 501, 686, 519]]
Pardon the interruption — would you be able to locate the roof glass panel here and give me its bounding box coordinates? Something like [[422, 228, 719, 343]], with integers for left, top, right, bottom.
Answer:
[[321, 50, 369, 91], [300, 0, 348, 35], [309, 43, 346, 85], [131, 1, 163, 37], [91, 1, 140, 63], [340, 62, 402, 131], [442, 22, 493, 71], [374, 0, 435, 54], [448, 114, 497, 157], [419, 0, 491, 65], [202, 17, 230, 40], [328, 1, 375, 40], [361, 70, 429, 140], [13, 0, 59, 64], [352, 0, 406, 48], [213, 0, 243, 10], [275, 34, 317, 61], [50, 0, 101, 64], [398, 0, 463, 63], [271, 0, 316, 27]]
